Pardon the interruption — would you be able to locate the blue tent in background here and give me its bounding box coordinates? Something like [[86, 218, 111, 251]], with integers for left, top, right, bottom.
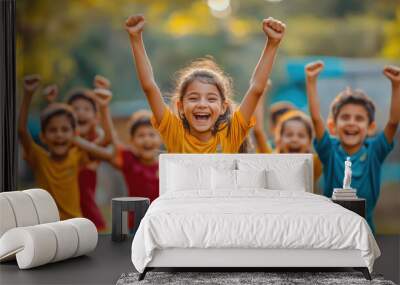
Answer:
[[286, 57, 344, 82], [271, 57, 345, 112]]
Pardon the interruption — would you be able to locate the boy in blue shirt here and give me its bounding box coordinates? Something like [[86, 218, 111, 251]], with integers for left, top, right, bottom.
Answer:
[[305, 61, 400, 233]]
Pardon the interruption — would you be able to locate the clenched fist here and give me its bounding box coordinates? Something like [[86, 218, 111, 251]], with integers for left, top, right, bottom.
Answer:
[[305, 61, 324, 79], [43, 84, 58, 103], [93, 88, 112, 107], [94, 75, 111, 90], [263, 17, 286, 45], [383, 65, 400, 85], [125, 15, 145, 37], [23, 74, 41, 93]]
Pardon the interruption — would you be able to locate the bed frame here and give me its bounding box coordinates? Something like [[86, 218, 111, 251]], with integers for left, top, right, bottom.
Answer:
[[140, 248, 371, 280], [138, 154, 372, 281]]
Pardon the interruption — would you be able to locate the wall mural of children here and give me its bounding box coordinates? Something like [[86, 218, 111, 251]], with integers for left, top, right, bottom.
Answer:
[[15, 10, 399, 237]]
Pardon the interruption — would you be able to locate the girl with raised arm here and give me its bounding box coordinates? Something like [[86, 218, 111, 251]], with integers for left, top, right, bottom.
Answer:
[[124, 15, 285, 153]]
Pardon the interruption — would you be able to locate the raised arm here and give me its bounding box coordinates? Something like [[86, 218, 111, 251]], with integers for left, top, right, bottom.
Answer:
[[253, 80, 273, 153], [90, 87, 130, 169], [305, 61, 325, 140], [92, 87, 115, 146], [73, 136, 115, 162], [18, 75, 41, 154], [125, 15, 166, 124], [93, 74, 111, 90], [383, 65, 400, 144], [239, 17, 285, 124], [92, 75, 114, 146], [73, 88, 116, 163], [73, 80, 117, 162]]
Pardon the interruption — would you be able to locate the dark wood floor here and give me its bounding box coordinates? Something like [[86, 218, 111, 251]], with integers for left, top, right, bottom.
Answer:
[[0, 234, 133, 285], [0, 235, 398, 284]]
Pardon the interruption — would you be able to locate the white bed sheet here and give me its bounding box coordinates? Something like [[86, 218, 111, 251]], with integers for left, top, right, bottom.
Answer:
[[131, 190, 380, 273]]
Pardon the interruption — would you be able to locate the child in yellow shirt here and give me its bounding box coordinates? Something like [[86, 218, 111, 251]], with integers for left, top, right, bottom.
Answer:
[[18, 75, 84, 219], [124, 15, 286, 153], [18, 75, 113, 220], [253, 94, 323, 186], [274, 110, 323, 184]]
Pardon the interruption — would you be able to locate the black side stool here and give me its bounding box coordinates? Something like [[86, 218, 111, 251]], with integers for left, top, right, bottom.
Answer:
[[112, 197, 150, 242], [331, 198, 366, 218]]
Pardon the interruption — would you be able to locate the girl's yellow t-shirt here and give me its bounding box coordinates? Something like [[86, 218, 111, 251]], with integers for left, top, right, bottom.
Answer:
[[151, 107, 255, 153]]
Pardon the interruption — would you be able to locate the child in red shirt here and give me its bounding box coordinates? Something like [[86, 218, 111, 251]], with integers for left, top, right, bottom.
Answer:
[[114, 110, 161, 203], [76, 102, 162, 230]]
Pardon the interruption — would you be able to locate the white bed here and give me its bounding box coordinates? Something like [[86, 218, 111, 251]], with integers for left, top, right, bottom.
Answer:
[[131, 154, 380, 280]]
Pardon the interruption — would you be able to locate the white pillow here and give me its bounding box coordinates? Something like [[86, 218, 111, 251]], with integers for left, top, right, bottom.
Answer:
[[167, 162, 212, 191], [265, 167, 306, 191], [237, 169, 267, 189], [237, 158, 309, 192], [212, 168, 237, 190]]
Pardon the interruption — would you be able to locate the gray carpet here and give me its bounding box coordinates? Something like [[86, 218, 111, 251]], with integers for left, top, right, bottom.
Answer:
[[117, 271, 396, 285]]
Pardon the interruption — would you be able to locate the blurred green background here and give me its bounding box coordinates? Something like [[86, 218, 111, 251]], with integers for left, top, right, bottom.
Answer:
[[16, 0, 400, 234]]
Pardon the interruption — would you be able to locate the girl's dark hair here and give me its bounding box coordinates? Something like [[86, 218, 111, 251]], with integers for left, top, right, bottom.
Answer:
[[330, 87, 375, 124], [40, 103, 77, 132], [171, 57, 235, 135], [66, 88, 97, 112], [269, 101, 296, 127], [128, 109, 153, 137], [275, 110, 313, 142]]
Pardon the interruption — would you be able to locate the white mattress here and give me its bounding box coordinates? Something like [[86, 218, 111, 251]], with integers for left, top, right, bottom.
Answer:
[[131, 190, 380, 273]]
